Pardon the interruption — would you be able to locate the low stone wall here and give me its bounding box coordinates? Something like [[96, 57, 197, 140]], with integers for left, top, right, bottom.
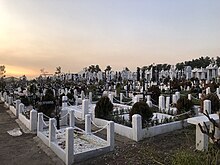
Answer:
[[94, 115, 188, 141]]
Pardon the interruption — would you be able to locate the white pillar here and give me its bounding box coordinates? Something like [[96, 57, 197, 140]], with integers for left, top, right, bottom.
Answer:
[[62, 96, 68, 108], [199, 93, 202, 99], [132, 114, 142, 141], [15, 100, 21, 117], [60, 109, 68, 126], [203, 100, 211, 114], [85, 114, 91, 134], [120, 93, 123, 104], [82, 99, 89, 119], [108, 93, 113, 103], [188, 94, 192, 100], [19, 103, 24, 114], [8, 96, 13, 105], [89, 92, 92, 104], [172, 94, 177, 104], [69, 110, 75, 127], [37, 113, 44, 132], [81, 91, 85, 100], [146, 95, 151, 102], [206, 87, 211, 95], [49, 118, 56, 146], [75, 96, 78, 106], [30, 109, 37, 132], [159, 96, 165, 112], [65, 127, 74, 165], [196, 125, 208, 151], [107, 121, 114, 151], [175, 91, 180, 101], [165, 97, 170, 113], [146, 101, 152, 108], [217, 88, 220, 95]]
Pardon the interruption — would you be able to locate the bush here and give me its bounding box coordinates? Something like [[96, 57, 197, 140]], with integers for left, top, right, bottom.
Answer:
[[37, 88, 56, 118], [129, 101, 153, 125], [176, 96, 194, 114], [20, 96, 30, 106], [95, 96, 113, 120], [201, 93, 220, 113], [148, 85, 161, 105]]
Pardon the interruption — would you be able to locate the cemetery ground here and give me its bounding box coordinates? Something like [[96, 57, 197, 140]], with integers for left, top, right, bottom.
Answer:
[[0, 101, 64, 165], [1, 99, 219, 165]]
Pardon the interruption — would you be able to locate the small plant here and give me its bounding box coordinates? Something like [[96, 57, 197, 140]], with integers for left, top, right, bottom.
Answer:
[[176, 96, 194, 114], [129, 101, 153, 126], [95, 96, 113, 120]]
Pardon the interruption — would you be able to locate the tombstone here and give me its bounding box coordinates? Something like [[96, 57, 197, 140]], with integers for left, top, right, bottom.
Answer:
[[159, 96, 165, 112], [188, 94, 192, 100], [120, 93, 123, 104], [146, 101, 152, 108], [146, 95, 151, 102], [175, 92, 180, 101], [74, 89, 78, 98], [203, 100, 211, 114], [172, 94, 177, 104], [217, 88, 220, 95], [108, 94, 113, 103], [206, 87, 211, 95], [62, 96, 68, 108], [165, 97, 170, 113], [199, 93, 202, 99]]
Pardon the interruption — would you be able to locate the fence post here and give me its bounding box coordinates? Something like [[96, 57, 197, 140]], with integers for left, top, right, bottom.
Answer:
[[89, 92, 92, 104], [120, 93, 123, 104], [37, 113, 44, 133], [66, 127, 74, 165], [30, 109, 37, 132], [107, 121, 114, 151], [82, 99, 89, 119], [60, 109, 68, 126], [15, 99, 21, 117], [132, 114, 142, 141], [19, 103, 24, 114], [69, 110, 75, 127], [85, 114, 91, 134], [49, 118, 56, 147]]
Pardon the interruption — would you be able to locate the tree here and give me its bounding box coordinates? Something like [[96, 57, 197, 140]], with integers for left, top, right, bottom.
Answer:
[[137, 67, 140, 81], [129, 101, 153, 125], [0, 65, 6, 90], [95, 96, 113, 120], [55, 66, 62, 75]]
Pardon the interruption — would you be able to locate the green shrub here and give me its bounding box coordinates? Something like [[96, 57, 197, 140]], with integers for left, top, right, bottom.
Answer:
[[20, 96, 30, 106], [95, 96, 113, 120], [129, 101, 153, 125], [176, 96, 194, 114], [37, 88, 55, 118]]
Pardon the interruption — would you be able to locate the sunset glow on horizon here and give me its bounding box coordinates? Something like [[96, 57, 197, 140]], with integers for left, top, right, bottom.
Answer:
[[0, 0, 220, 79]]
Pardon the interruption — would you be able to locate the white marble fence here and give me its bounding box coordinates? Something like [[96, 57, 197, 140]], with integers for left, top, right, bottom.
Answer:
[[37, 111, 114, 165]]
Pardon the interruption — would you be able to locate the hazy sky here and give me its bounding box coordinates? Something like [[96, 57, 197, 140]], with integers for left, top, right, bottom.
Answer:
[[0, 0, 220, 78]]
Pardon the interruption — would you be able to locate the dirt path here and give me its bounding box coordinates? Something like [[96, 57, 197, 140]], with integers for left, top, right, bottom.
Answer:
[[0, 102, 64, 165]]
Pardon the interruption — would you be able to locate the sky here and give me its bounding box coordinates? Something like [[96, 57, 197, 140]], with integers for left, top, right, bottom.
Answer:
[[0, 0, 220, 79]]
